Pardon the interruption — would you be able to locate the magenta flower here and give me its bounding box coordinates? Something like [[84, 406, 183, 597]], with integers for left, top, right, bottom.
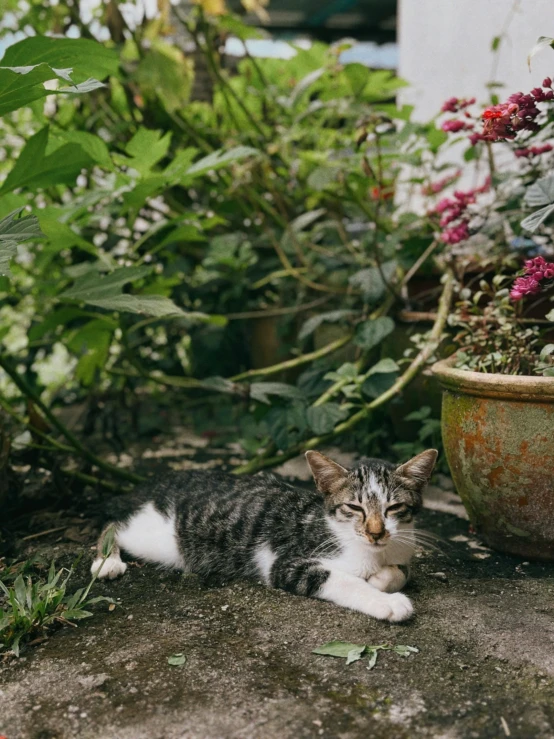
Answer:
[[514, 143, 553, 158], [441, 97, 476, 113], [510, 256, 554, 300], [470, 86, 554, 144], [429, 178, 490, 245], [441, 119, 474, 133]]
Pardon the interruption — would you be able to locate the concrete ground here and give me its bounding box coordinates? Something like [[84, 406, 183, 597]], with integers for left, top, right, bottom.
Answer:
[[2, 455, 554, 739]]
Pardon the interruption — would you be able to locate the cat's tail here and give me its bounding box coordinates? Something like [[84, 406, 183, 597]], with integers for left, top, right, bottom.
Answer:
[[90, 523, 128, 580]]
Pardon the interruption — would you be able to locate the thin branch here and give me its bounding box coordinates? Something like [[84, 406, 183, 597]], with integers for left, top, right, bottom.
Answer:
[[0, 356, 144, 485], [230, 334, 353, 381], [232, 270, 455, 475]]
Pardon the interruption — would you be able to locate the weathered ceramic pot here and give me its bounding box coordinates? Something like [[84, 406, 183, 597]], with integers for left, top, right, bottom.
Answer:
[[433, 357, 554, 559]]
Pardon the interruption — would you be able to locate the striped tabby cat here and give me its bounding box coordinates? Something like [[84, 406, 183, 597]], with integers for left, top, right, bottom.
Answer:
[[91, 449, 437, 622]]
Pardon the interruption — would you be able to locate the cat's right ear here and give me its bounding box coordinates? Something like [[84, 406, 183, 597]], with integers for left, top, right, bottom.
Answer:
[[305, 450, 348, 495]]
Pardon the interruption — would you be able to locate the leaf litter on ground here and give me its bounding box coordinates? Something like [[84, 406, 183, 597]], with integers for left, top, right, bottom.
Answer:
[[313, 640, 419, 670], [168, 652, 187, 666]]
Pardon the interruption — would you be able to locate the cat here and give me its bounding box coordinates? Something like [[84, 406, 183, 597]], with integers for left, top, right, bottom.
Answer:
[[91, 448, 437, 623]]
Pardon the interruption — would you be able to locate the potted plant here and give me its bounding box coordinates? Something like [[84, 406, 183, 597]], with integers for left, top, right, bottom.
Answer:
[[431, 70, 554, 558]]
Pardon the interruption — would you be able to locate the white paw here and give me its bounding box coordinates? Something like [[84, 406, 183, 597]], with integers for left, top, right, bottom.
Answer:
[[368, 566, 406, 594], [386, 592, 414, 622], [91, 556, 127, 580]]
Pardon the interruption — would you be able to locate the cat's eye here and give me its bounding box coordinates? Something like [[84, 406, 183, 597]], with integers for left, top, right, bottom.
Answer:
[[386, 503, 408, 516], [342, 503, 365, 516]]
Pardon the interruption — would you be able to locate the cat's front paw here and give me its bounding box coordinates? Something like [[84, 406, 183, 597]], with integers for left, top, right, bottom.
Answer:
[[368, 565, 407, 593], [386, 592, 413, 622]]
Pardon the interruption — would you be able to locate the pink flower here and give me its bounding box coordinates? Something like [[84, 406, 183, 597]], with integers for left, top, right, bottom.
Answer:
[[514, 143, 553, 158], [510, 256, 554, 301], [471, 85, 554, 144], [429, 178, 490, 245], [441, 119, 474, 133], [441, 97, 476, 113]]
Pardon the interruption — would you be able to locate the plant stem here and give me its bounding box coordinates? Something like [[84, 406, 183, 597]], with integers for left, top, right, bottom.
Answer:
[[232, 270, 455, 475], [0, 356, 144, 484], [230, 334, 353, 382]]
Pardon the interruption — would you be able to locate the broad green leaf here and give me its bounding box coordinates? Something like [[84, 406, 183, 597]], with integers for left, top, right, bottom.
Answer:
[[520, 204, 554, 232], [1, 36, 118, 82], [366, 358, 399, 376], [312, 641, 366, 658], [60, 266, 152, 300], [354, 316, 395, 350], [299, 310, 354, 341], [168, 653, 186, 666], [135, 40, 193, 113], [250, 382, 304, 405], [0, 127, 94, 195], [0, 208, 43, 276], [184, 146, 259, 179], [343, 63, 370, 98], [66, 320, 113, 386], [51, 130, 112, 169], [125, 128, 172, 175], [346, 645, 367, 665], [349, 261, 397, 302], [306, 403, 348, 434], [362, 370, 398, 400], [0, 63, 105, 117]]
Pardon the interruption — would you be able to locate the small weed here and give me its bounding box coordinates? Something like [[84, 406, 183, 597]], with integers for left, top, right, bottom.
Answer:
[[0, 559, 115, 657]]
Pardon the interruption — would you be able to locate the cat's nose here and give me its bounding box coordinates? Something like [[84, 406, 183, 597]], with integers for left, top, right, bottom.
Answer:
[[367, 528, 386, 542]]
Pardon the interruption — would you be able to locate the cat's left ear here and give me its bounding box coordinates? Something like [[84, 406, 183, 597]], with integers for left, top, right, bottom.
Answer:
[[305, 450, 348, 495], [396, 449, 438, 488]]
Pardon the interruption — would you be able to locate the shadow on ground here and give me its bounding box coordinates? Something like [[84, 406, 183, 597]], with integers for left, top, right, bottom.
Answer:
[[2, 465, 554, 739]]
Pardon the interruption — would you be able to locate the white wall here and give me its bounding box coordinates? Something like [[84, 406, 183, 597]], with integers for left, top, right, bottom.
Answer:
[[399, 0, 554, 121]]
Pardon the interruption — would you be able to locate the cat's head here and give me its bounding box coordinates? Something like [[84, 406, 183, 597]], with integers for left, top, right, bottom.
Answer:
[[305, 449, 437, 548]]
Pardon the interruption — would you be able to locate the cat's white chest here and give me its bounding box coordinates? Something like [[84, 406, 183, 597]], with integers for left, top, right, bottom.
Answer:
[[319, 527, 383, 580]]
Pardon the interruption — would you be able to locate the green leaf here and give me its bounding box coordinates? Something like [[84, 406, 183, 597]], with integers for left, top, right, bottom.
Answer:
[[52, 130, 112, 169], [392, 645, 419, 657], [61, 266, 152, 300], [83, 294, 189, 318], [0, 127, 94, 195], [184, 146, 259, 179], [367, 649, 379, 670], [66, 320, 113, 386], [124, 128, 172, 175], [0, 208, 43, 276], [312, 641, 366, 658], [491, 36, 501, 52], [520, 204, 554, 232], [0, 62, 105, 117], [306, 403, 348, 434], [426, 126, 448, 152], [290, 68, 325, 106], [527, 36, 554, 70], [1, 36, 118, 83], [63, 609, 94, 620], [362, 370, 398, 400], [366, 358, 399, 376], [299, 310, 354, 341], [354, 317, 395, 350], [349, 261, 396, 302], [345, 645, 367, 665], [168, 653, 187, 666], [250, 382, 304, 405], [343, 62, 370, 98]]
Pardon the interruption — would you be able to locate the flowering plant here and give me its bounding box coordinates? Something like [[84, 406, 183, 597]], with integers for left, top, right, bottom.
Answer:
[[429, 63, 554, 376]]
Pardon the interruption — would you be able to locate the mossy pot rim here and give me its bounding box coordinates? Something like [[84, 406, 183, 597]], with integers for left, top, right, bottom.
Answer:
[[432, 355, 554, 402]]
